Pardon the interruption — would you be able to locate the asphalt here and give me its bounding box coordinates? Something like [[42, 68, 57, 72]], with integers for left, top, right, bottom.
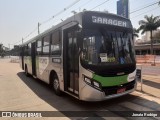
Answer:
[[3, 57, 160, 98], [136, 74, 160, 98], [0, 57, 160, 120]]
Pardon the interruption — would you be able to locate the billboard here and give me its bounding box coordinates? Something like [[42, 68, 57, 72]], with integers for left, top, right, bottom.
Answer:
[[117, 0, 129, 18]]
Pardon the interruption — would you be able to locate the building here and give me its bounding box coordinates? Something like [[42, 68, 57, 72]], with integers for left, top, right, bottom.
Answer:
[[3, 46, 10, 51], [141, 29, 160, 42], [135, 43, 160, 55], [134, 29, 160, 55]]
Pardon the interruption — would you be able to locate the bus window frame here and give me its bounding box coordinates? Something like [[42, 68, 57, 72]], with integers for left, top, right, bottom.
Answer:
[[42, 35, 50, 56], [36, 39, 42, 56], [51, 30, 62, 56]]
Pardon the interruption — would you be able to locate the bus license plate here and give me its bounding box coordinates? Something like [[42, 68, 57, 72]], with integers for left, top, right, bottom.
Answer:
[[117, 88, 126, 93]]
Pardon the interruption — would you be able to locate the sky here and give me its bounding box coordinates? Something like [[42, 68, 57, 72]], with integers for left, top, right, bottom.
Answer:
[[0, 0, 160, 48]]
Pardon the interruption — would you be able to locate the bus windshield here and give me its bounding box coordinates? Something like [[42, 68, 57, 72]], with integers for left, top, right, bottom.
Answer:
[[81, 29, 135, 66]]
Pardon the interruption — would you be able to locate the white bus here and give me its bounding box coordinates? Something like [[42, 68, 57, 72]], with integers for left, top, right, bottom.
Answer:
[[20, 11, 137, 101]]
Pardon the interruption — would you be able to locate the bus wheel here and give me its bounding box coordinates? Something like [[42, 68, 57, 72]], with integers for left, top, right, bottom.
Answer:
[[52, 75, 61, 95], [25, 66, 29, 77]]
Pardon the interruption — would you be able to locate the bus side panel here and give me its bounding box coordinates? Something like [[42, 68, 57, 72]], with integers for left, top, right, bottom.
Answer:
[[36, 56, 50, 83], [19, 47, 24, 70], [35, 56, 63, 88], [48, 57, 64, 91], [24, 56, 32, 74]]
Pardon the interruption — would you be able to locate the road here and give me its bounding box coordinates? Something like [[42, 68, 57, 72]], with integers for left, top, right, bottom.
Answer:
[[137, 64, 160, 76], [0, 58, 160, 120]]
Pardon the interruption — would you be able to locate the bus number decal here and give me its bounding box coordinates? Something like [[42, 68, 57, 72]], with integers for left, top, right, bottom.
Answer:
[[52, 58, 61, 63], [39, 57, 49, 75]]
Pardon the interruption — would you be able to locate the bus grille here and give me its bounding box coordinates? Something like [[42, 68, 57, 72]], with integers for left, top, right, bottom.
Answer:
[[102, 80, 136, 96]]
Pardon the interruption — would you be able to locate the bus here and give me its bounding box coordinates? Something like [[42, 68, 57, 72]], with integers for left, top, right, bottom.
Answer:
[[19, 11, 137, 101]]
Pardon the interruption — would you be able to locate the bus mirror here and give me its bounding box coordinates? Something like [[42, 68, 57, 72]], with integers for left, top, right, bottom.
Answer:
[[77, 24, 82, 32], [78, 24, 82, 29]]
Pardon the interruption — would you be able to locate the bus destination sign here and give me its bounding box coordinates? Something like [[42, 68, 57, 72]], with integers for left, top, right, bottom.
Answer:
[[92, 16, 127, 27]]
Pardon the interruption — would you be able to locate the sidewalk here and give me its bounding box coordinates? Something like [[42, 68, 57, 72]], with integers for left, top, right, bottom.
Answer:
[[136, 63, 160, 98], [136, 74, 160, 98]]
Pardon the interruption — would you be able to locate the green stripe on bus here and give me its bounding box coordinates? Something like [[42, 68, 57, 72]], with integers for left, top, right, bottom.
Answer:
[[92, 74, 128, 87]]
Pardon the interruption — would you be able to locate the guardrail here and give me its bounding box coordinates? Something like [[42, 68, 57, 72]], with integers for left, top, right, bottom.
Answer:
[[10, 56, 19, 63]]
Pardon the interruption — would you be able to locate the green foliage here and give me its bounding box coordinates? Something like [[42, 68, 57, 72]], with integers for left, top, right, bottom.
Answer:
[[0, 44, 5, 57], [138, 15, 160, 54], [133, 28, 139, 37], [138, 15, 160, 34]]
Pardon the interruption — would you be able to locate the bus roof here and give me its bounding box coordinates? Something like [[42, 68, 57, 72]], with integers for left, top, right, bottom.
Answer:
[[20, 11, 132, 46]]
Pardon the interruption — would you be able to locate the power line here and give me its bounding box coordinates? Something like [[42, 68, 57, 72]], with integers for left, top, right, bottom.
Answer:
[[40, 0, 81, 25], [74, 0, 94, 11], [131, 0, 159, 12], [90, 0, 110, 11], [23, 27, 38, 40], [13, 27, 42, 45], [13, 26, 38, 45], [12, 0, 81, 45], [13, 0, 159, 45], [130, 1, 160, 14], [13, 40, 22, 45], [131, 7, 160, 19], [24, 0, 81, 41]]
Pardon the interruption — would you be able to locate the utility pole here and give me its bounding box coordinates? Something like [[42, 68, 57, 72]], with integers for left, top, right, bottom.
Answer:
[[38, 22, 40, 34]]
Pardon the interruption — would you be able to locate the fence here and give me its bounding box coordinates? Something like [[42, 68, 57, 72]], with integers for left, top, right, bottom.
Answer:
[[136, 55, 160, 65], [10, 56, 20, 63]]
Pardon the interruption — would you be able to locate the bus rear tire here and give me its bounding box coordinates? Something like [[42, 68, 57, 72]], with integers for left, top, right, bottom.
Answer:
[[52, 75, 62, 96]]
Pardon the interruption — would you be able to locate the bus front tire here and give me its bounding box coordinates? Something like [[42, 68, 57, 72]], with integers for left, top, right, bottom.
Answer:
[[52, 75, 62, 96]]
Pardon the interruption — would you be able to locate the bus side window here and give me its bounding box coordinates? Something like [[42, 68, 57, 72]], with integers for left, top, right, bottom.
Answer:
[[51, 30, 61, 56], [24, 45, 28, 56], [36, 40, 42, 55], [42, 35, 50, 55], [28, 43, 31, 56], [24, 44, 31, 56]]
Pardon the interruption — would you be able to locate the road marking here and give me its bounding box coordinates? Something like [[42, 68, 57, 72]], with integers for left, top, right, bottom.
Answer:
[[120, 101, 154, 111]]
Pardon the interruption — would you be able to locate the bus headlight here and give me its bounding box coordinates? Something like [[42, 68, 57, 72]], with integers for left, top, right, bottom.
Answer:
[[93, 81, 100, 88], [84, 77, 92, 84], [129, 76, 136, 80], [84, 76, 101, 90]]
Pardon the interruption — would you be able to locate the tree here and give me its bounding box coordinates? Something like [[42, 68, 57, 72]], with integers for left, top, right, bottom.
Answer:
[[138, 15, 160, 54], [133, 28, 139, 38], [0, 44, 5, 57], [153, 30, 160, 43], [133, 28, 139, 44]]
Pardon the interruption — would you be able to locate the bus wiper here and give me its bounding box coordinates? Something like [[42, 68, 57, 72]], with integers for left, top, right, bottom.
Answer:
[[99, 28, 109, 43]]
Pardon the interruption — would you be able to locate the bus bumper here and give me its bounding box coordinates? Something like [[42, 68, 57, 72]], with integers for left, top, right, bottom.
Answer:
[[80, 80, 137, 101]]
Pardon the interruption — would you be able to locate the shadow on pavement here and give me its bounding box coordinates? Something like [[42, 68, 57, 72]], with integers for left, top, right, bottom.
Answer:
[[17, 72, 160, 118], [142, 79, 160, 89]]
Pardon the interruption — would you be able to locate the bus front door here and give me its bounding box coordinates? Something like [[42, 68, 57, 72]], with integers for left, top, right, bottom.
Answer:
[[63, 28, 79, 96]]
